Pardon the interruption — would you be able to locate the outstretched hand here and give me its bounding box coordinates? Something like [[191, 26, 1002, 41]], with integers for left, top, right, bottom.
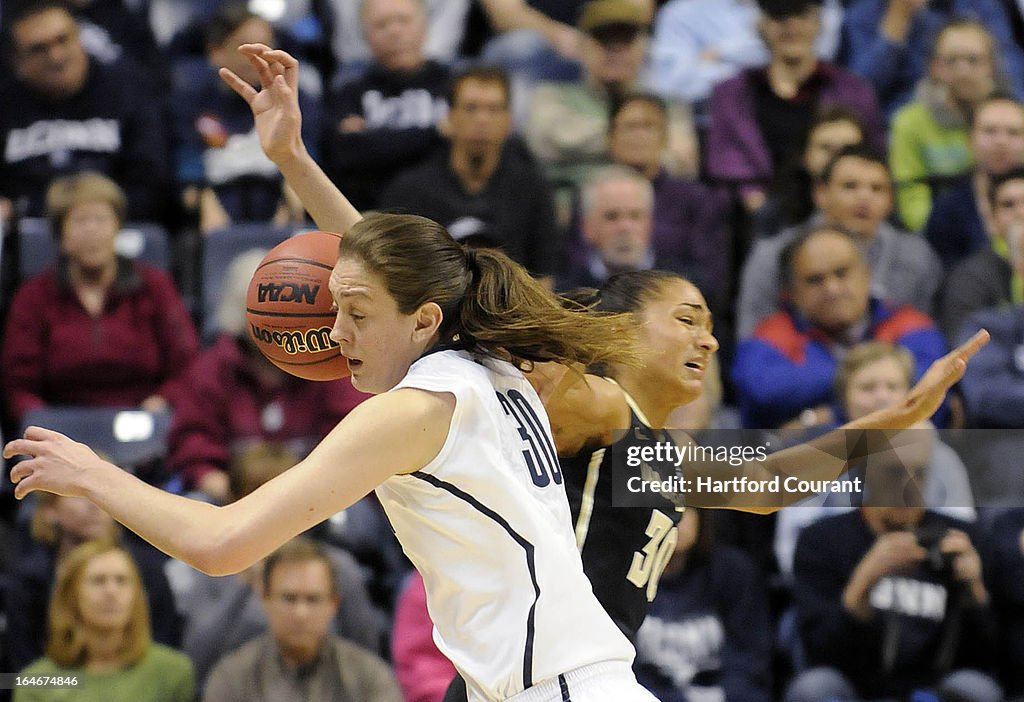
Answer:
[[4, 426, 111, 500], [899, 329, 989, 425], [219, 43, 303, 165]]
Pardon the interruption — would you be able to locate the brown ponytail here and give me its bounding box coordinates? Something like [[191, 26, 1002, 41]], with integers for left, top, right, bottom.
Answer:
[[339, 213, 639, 370]]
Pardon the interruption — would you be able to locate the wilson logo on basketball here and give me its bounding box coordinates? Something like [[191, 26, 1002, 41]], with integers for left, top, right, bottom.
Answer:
[[250, 324, 338, 355], [256, 282, 320, 304]]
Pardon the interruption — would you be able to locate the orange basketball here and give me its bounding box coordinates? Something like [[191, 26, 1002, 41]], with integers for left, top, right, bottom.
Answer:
[[245, 230, 350, 381]]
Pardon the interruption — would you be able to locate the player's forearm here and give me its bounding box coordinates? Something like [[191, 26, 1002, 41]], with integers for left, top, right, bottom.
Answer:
[[81, 461, 236, 573], [274, 148, 362, 234]]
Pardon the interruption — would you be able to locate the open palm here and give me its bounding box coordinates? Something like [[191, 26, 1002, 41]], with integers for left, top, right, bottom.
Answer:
[[218, 43, 302, 164]]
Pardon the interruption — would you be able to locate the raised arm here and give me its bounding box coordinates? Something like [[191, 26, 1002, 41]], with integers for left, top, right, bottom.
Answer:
[[5, 389, 454, 575], [219, 43, 361, 234], [679, 330, 989, 514]]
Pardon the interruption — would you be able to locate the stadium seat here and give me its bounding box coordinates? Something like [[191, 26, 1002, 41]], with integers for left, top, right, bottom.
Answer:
[[199, 223, 302, 343], [19, 406, 173, 474]]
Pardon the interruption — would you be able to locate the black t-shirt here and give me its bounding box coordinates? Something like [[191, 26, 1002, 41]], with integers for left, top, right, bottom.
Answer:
[[750, 66, 828, 180]]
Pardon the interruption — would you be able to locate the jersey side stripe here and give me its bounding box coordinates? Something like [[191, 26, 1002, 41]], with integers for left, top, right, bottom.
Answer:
[[411, 470, 540, 690], [574, 448, 605, 550]]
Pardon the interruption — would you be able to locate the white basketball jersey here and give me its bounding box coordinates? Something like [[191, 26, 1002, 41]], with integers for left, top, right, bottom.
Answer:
[[377, 350, 636, 701]]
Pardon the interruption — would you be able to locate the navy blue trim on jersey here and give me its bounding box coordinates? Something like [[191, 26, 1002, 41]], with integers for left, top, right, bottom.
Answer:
[[558, 673, 571, 701], [411, 470, 540, 690]]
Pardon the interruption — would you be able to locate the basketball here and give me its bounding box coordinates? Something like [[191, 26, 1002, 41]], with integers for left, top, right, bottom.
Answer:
[[245, 230, 350, 381]]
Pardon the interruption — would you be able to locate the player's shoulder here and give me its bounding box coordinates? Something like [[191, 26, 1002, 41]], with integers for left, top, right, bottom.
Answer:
[[548, 371, 630, 454]]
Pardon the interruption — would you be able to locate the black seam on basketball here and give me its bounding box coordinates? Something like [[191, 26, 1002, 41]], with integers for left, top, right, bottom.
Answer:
[[255, 256, 336, 271], [270, 356, 343, 366], [245, 308, 337, 318]]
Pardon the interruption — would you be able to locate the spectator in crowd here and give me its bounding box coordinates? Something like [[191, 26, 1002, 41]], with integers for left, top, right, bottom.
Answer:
[[5, 491, 182, 673], [986, 507, 1024, 700], [752, 104, 867, 240], [202, 537, 402, 702], [321, 0, 469, 86], [0, 0, 169, 222], [380, 66, 559, 281], [321, 0, 450, 212], [559, 166, 727, 313], [1004, 0, 1024, 53], [1, 172, 198, 424], [14, 541, 194, 702], [649, 0, 844, 106], [939, 167, 1024, 342], [164, 249, 367, 503], [526, 0, 698, 188], [604, 92, 730, 308], [559, 166, 660, 291], [61, 0, 166, 77], [170, 442, 387, 690], [633, 508, 773, 702], [839, 0, 1024, 116], [890, 19, 1004, 232], [773, 341, 976, 582], [705, 0, 883, 216], [925, 94, 1024, 270], [391, 570, 457, 702], [954, 295, 1024, 504], [732, 225, 946, 429], [475, 0, 650, 86], [736, 145, 942, 338], [958, 293, 1024, 430], [787, 445, 1000, 702], [172, 1, 317, 233]]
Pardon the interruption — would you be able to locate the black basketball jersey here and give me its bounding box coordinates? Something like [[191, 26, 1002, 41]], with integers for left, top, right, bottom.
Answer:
[[563, 391, 684, 641]]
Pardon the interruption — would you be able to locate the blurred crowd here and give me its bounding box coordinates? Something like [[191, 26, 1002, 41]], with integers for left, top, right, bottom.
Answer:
[[4, 0, 1024, 700]]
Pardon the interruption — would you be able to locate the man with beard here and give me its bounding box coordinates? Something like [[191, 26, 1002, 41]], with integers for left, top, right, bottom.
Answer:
[[379, 66, 558, 284]]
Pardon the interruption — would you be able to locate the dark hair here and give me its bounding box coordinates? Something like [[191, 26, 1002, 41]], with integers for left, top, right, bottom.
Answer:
[[608, 91, 668, 134], [819, 143, 890, 184], [6, 0, 75, 56], [780, 223, 863, 290], [589, 269, 687, 314], [447, 65, 511, 108], [807, 104, 866, 143], [263, 537, 339, 599], [8, 0, 72, 28], [340, 213, 640, 370], [205, 0, 268, 48], [564, 269, 688, 375], [990, 165, 1024, 205]]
